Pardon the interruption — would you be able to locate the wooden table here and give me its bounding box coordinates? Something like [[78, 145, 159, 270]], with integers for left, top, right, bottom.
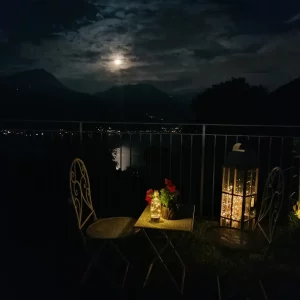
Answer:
[[134, 204, 195, 294]]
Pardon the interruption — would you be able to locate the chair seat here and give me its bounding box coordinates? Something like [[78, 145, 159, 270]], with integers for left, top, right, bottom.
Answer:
[[86, 217, 139, 240], [206, 226, 265, 252]]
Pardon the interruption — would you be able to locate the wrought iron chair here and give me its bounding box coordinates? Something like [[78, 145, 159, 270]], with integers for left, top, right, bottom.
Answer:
[[69, 158, 139, 288], [206, 167, 285, 300]]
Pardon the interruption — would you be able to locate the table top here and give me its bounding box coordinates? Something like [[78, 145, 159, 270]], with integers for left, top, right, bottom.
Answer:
[[134, 204, 195, 232], [86, 217, 138, 239]]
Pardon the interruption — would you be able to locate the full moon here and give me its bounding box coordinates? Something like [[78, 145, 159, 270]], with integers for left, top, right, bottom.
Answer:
[[108, 54, 128, 72], [114, 58, 122, 65]]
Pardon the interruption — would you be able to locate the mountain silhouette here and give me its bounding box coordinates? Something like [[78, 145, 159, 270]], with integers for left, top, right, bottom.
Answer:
[[269, 77, 300, 100], [0, 69, 66, 91], [1, 69, 299, 124], [0, 69, 100, 120], [0, 70, 191, 121], [94, 83, 192, 121], [191, 77, 300, 125], [266, 76, 300, 125]]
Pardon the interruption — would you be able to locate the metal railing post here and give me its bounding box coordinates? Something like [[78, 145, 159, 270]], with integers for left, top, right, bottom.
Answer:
[[79, 122, 83, 144], [298, 158, 300, 203], [200, 124, 206, 217]]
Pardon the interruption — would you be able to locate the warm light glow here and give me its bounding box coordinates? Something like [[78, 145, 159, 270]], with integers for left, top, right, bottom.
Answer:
[[114, 58, 122, 65], [293, 201, 300, 219], [221, 188, 254, 228], [220, 168, 258, 229], [150, 190, 161, 222]]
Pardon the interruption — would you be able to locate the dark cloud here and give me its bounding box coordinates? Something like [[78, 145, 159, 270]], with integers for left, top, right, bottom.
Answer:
[[1, 0, 300, 93], [214, 0, 300, 34], [0, 0, 101, 42], [193, 48, 230, 60]]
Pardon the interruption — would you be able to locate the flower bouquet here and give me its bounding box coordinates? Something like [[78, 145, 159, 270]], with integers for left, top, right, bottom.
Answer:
[[145, 178, 179, 220]]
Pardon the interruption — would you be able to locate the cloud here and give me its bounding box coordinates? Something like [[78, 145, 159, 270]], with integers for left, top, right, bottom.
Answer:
[[1, 0, 300, 93], [285, 12, 300, 24], [0, 0, 101, 42]]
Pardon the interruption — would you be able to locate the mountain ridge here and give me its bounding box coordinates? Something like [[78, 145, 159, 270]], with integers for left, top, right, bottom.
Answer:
[[0, 69, 192, 121], [269, 76, 300, 99], [1, 69, 299, 123], [0, 69, 66, 91]]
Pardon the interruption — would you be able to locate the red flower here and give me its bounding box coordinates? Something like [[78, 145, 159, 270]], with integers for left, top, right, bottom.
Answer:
[[165, 179, 172, 186], [146, 189, 154, 195], [167, 185, 176, 193], [145, 195, 152, 204], [165, 179, 176, 193], [145, 189, 154, 204]]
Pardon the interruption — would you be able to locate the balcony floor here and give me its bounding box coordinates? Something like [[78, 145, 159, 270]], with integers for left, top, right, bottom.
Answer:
[[8, 215, 299, 300]]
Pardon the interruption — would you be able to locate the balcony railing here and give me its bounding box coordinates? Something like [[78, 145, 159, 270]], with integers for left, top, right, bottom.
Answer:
[[1, 119, 299, 218]]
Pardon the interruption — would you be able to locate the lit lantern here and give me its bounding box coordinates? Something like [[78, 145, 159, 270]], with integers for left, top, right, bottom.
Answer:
[[150, 190, 161, 222], [220, 143, 259, 230]]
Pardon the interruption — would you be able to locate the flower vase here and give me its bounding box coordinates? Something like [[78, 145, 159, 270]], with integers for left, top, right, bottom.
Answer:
[[161, 206, 176, 220], [150, 191, 161, 222]]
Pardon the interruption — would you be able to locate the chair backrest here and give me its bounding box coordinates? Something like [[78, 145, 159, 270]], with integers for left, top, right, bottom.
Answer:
[[255, 167, 284, 245], [69, 158, 97, 231]]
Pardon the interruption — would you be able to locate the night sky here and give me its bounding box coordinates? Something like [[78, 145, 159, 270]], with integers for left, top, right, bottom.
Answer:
[[0, 0, 300, 94]]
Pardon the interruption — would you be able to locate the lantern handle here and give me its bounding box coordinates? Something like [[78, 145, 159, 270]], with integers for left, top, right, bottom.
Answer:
[[232, 143, 245, 152]]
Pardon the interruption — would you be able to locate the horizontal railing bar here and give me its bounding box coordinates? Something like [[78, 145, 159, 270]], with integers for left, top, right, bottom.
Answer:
[[0, 119, 81, 124], [205, 134, 300, 138], [0, 119, 300, 128], [222, 192, 258, 197], [0, 130, 79, 134], [2, 129, 299, 139]]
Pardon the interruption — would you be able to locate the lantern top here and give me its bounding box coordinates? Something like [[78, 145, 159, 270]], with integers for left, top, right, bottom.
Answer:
[[224, 143, 258, 169]]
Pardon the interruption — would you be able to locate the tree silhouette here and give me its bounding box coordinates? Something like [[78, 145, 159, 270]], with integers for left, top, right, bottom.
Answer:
[[191, 78, 268, 124]]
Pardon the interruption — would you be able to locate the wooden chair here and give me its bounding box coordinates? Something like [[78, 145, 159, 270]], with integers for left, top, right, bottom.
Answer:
[[206, 167, 285, 299], [69, 158, 139, 288]]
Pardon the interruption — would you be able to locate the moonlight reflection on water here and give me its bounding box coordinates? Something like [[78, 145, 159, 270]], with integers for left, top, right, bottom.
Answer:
[[114, 145, 144, 171]]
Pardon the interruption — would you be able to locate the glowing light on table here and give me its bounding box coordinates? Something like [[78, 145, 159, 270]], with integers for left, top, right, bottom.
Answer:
[[151, 190, 161, 222]]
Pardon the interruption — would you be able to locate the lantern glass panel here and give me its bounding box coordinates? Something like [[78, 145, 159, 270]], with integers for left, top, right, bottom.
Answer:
[[220, 167, 259, 229]]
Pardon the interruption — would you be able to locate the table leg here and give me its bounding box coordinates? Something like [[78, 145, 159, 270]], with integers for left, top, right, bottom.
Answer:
[[142, 229, 187, 294], [216, 276, 222, 300], [147, 232, 185, 267], [159, 231, 186, 293], [259, 280, 269, 300], [163, 232, 187, 294], [143, 236, 171, 287], [161, 232, 185, 267]]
